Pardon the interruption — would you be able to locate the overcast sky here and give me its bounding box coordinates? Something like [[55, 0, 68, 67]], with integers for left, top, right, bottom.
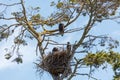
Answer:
[[0, 0, 120, 80]]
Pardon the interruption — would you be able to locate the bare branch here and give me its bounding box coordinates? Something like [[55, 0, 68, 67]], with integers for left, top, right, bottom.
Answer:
[[75, 73, 98, 80], [0, 17, 15, 20], [0, 2, 21, 6], [65, 3, 85, 27]]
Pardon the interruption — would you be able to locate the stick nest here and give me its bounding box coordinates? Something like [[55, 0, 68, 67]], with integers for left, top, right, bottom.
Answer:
[[37, 47, 72, 77]]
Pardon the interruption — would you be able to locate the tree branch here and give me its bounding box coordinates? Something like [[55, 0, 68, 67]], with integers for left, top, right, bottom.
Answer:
[[0, 2, 21, 6]]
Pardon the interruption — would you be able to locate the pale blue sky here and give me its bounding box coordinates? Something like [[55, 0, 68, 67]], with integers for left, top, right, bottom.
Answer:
[[0, 0, 120, 80]]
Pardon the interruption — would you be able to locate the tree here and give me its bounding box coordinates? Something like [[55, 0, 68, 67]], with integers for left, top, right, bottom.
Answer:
[[0, 0, 120, 80]]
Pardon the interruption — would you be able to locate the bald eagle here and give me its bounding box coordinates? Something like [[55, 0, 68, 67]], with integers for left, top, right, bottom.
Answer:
[[67, 42, 71, 52], [59, 23, 64, 36]]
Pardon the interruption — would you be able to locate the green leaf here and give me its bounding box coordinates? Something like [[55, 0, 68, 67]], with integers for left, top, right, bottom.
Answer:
[[5, 53, 12, 60], [12, 57, 23, 64], [69, 0, 75, 3], [56, 2, 63, 8], [50, 1, 55, 6]]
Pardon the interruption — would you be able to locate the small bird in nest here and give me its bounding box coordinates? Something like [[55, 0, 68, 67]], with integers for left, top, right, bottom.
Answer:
[[52, 47, 59, 54], [58, 23, 64, 36], [52, 47, 59, 52]]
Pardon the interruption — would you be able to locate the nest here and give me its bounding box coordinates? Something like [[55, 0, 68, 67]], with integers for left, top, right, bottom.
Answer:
[[38, 48, 72, 78]]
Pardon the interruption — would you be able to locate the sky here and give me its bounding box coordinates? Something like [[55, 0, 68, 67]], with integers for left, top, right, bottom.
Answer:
[[0, 0, 120, 80]]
